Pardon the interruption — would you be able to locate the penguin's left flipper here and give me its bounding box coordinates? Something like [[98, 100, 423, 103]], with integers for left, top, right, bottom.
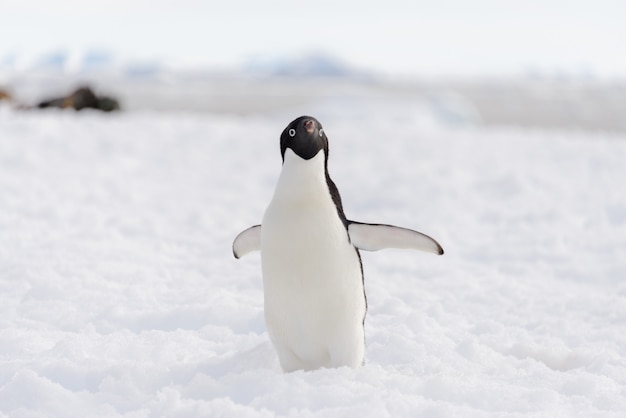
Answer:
[[233, 225, 261, 259], [348, 222, 444, 255]]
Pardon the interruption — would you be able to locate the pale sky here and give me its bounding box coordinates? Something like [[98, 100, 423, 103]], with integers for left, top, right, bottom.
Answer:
[[2, 0, 626, 77]]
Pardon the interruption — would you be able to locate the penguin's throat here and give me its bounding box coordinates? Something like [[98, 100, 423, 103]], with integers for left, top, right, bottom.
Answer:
[[273, 151, 329, 204]]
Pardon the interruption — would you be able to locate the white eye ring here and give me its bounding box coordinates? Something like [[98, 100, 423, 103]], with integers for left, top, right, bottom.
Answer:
[[319, 129, 324, 137], [288, 128, 296, 137]]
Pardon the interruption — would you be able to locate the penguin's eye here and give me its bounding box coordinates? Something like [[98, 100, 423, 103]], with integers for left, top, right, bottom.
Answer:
[[288, 128, 296, 137], [319, 129, 324, 137]]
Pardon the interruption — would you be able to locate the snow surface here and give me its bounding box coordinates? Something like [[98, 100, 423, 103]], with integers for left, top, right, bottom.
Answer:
[[1, 102, 626, 417]]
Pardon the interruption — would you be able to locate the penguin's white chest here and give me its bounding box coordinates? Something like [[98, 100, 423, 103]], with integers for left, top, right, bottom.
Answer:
[[261, 151, 365, 372]]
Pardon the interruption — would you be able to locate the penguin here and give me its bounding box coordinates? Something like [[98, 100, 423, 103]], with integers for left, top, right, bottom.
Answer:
[[36, 86, 120, 112], [233, 116, 443, 372]]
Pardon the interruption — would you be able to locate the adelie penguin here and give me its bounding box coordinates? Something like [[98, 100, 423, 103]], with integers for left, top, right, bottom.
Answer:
[[233, 116, 444, 372]]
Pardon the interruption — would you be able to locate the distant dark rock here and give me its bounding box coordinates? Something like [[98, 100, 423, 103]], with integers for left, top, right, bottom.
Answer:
[[0, 88, 12, 101], [37, 86, 120, 112], [96, 96, 121, 111]]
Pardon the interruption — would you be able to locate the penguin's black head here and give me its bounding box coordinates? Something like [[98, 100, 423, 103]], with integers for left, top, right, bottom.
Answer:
[[280, 116, 329, 162]]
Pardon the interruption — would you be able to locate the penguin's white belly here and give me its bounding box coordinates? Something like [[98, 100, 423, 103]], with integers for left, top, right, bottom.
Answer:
[[261, 201, 365, 372]]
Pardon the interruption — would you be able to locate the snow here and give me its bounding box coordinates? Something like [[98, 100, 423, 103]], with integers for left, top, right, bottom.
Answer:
[[1, 96, 626, 417]]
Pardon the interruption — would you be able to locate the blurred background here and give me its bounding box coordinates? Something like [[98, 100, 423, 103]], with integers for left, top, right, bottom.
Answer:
[[1, 0, 625, 132]]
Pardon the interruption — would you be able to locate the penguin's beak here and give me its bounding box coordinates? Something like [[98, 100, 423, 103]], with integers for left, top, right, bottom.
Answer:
[[304, 120, 315, 133]]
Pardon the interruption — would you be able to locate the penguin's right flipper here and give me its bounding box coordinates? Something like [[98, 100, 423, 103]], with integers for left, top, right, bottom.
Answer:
[[348, 222, 444, 255], [233, 225, 262, 259]]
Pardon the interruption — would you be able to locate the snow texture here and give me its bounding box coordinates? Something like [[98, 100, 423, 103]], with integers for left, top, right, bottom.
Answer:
[[1, 102, 626, 417]]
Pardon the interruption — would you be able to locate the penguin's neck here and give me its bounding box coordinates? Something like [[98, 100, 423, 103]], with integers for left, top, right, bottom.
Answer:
[[272, 149, 329, 205]]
